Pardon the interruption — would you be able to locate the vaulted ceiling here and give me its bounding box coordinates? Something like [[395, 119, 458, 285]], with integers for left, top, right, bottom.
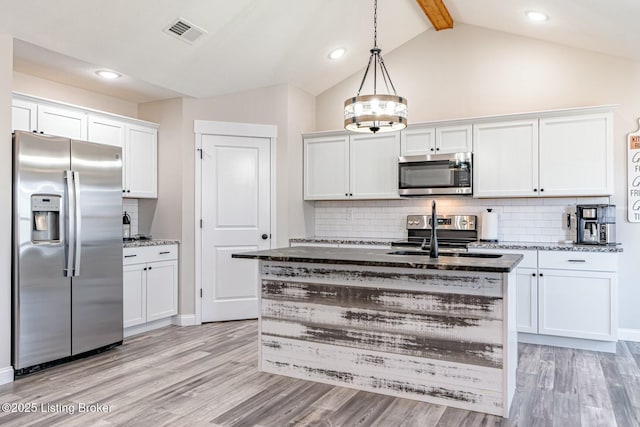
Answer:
[[2, 0, 639, 103]]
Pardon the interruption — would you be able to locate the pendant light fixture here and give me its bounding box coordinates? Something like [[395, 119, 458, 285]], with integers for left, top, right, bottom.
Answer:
[[344, 0, 407, 133]]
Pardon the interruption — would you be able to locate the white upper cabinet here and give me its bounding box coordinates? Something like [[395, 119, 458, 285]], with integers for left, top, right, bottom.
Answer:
[[473, 119, 539, 198], [304, 106, 615, 201], [89, 116, 158, 198], [13, 94, 159, 199], [436, 124, 472, 153], [37, 104, 88, 140], [474, 110, 614, 198], [400, 127, 435, 156], [12, 97, 87, 140], [304, 135, 350, 200], [124, 124, 158, 198], [303, 132, 400, 200], [12, 98, 37, 132], [400, 124, 472, 156], [539, 113, 614, 196], [88, 115, 126, 147], [350, 132, 400, 199]]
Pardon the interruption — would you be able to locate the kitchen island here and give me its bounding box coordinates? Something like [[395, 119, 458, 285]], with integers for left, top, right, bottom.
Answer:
[[232, 246, 522, 417]]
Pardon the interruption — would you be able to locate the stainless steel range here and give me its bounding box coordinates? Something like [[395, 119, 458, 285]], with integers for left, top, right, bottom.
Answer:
[[392, 214, 478, 252]]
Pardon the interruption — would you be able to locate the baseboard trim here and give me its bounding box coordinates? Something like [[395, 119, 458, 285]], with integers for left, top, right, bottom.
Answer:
[[618, 328, 640, 342], [172, 314, 197, 326], [124, 318, 173, 338], [0, 366, 14, 385], [518, 333, 617, 353]]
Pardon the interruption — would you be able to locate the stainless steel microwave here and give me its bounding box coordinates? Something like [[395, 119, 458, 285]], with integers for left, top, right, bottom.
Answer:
[[398, 152, 472, 196]]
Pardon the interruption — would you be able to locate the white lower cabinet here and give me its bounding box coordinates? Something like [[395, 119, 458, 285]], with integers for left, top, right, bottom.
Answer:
[[537, 251, 617, 341], [515, 266, 538, 333], [472, 249, 538, 333], [123, 264, 146, 328], [469, 247, 618, 346], [537, 269, 616, 341], [146, 260, 179, 321], [123, 245, 178, 330]]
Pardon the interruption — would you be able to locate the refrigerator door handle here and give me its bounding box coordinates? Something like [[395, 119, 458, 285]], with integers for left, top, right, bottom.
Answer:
[[64, 170, 76, 277], [73, 171, 82, 276]]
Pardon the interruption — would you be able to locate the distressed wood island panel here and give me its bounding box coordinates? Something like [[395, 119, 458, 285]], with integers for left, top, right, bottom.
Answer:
[[258, 261, 517, 417]]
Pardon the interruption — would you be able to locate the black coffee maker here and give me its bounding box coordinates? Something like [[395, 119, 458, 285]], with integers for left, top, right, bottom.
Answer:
[[576, 204, 616, 245]]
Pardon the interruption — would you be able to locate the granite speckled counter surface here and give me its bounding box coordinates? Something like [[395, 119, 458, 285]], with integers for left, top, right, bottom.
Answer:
[[289, 237, 396, 246], [468, 241, 623, 253], [233, 246, 522, 273], [123, 239, 180, 248], [290, 237, 622, 253]]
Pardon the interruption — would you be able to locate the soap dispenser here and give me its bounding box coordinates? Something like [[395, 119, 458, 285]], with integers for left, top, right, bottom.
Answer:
[[123, 211, 131, 239]]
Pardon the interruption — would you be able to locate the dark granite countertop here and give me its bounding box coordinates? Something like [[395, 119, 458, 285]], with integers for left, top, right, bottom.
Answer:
[[123, 239, 180, 248], [233, 246, 523, 273], [468, 241, 623, 253]]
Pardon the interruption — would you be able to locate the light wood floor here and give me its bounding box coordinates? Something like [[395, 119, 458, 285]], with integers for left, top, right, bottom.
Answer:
[[0, 320, 639, 426]]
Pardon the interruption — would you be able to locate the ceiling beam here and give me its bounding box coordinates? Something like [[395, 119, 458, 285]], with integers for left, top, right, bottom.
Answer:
[[416, 0, 453, 31]]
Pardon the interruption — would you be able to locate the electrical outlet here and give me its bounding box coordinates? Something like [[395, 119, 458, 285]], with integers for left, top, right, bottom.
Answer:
[[346, 208, 354, 221]]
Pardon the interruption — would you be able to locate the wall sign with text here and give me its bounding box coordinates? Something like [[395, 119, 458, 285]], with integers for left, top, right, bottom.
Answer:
[[628, 119, 640, 222]]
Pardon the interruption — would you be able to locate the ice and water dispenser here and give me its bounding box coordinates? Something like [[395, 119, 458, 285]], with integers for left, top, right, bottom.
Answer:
[[31, 195, 61, 243]]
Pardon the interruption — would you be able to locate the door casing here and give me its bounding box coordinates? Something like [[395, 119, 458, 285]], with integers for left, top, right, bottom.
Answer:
[[194, 120, 277, 325]]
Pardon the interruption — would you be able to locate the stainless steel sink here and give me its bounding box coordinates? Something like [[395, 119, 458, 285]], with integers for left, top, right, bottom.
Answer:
[[387, 251, 502, 258]]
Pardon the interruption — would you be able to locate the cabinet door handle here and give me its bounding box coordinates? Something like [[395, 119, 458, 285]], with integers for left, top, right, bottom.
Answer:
[[568, 259, 586, 263], [539, 273, 544, 277], [143, 267, 147, 271], [124, 254, 137, 258], [533, 188, 538, 192], [159, 251, 170, 254], [540, 188, 544, 192], [148, 266, 152, 270], [532, 273, 536, 277]]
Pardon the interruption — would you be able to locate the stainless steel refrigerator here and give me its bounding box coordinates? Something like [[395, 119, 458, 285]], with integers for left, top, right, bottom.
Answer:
[[12, 131, 123, 374]]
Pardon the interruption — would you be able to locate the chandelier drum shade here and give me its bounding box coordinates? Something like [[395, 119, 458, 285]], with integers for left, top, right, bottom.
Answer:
[[344, 0, 407, 133]]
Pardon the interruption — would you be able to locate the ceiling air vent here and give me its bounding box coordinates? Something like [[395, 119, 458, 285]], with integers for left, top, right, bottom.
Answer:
[[163, 17, 207, 44]]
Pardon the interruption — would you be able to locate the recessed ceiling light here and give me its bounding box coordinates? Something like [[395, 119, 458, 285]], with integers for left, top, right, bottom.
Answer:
[[96, 70, 121, 80], [526, 11, 549, 22], [328, 47, 346, 60]]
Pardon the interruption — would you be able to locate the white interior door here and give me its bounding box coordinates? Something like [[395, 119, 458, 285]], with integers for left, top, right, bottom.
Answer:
[[201, 134, 271, 322]]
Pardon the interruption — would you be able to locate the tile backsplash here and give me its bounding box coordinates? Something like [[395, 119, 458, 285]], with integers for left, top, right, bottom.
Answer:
[[314, 196, 611, 243], [122, 199, 139, 236]]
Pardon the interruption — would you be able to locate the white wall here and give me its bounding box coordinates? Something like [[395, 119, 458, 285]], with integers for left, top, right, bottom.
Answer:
[[315, 24, 640, 331], [138, 97, 183, 239], [0, 34, 13, 383], [287, 86, 317, 238], [12, 71, 138, 117], [139, 84, 316, 314]]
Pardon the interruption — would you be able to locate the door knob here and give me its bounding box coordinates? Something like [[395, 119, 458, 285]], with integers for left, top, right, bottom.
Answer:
[[261, 234, 269, 240]]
